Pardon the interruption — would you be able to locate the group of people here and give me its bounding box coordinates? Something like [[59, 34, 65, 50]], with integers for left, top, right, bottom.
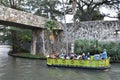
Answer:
[[59, 52, 90, 60], [48, 49, 107, 60], [48, 52, 91, 60]]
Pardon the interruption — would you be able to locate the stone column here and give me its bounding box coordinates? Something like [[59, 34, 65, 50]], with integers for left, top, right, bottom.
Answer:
[[41, 30, 45, 54], [35, 29, 45, 54], [31, 29, 38, 55]]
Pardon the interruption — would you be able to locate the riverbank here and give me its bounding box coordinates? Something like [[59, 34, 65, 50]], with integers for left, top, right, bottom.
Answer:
[[8, 52, 120, 63], [8, 53, 46, 60]]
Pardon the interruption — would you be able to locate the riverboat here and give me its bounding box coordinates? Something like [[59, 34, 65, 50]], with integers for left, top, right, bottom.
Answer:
[[47, 57, 111, 70]]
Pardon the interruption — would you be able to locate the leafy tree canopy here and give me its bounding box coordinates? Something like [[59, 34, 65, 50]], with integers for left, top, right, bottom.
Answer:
[[67, 0, 120, 21]]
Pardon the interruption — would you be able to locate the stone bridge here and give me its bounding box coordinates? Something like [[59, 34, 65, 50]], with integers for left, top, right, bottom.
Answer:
[[0, 6, 47, 29], [0, 5, 63, 55]]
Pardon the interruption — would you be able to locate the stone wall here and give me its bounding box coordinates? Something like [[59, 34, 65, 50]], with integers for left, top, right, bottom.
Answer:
[[36, 30, 64, 54], [64, 20, 120, 42], [37, 20, 120, 54]]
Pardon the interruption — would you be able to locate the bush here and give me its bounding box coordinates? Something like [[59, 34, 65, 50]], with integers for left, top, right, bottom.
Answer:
[[74, 39, 102, 55]]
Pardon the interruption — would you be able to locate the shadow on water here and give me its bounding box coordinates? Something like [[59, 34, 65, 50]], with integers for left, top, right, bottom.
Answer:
[[0, 45, 120, 80]]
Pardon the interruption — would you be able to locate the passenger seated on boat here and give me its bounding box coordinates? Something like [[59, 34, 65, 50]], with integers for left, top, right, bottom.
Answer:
[[70, 53, 76, 59], [65, 54, 70, 59], [102, 49, 107, 59], [70, 56, 74, 59], [69, 53, 73, 59], [86, 52, 90, 60], [82, 53, 86, 60], [76, 55, 82, 60], [74, 55, 77, 59], [59, 53, 65, 59], [55, 53, 59, 58], [66, 55, 70, 59], [49, 53, 57, 58], [64, 54, 68, 59]]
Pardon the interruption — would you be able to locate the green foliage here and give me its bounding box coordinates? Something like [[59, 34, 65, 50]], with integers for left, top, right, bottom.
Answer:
[[101, 42, 120, 62], [91, 10, 104, 20], [68, 0, 72, 3], [45, 20, 57, 33], [9, 27, 32, 43], [76, 9, 104, 21], [74, 39, 102, 55], [0, 0, 25, 11], [0, 26, 32, 52], [12, 28, 32, 53], [29, 0, 62, 20], [0, 26, 11, 44], [74, 39, 120, 62], [17, 29, 32, 42]]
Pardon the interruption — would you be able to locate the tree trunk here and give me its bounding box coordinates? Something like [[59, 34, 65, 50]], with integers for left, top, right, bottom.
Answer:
[[49, 32, 55, 54], [62, 0, 68, 54], [41, 30, 46, 54], [71, 0, 77, 53]]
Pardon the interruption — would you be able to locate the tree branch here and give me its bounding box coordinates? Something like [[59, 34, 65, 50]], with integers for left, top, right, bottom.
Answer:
[[89, 0, 94, 5], [8, 0, 13, 7], [0, 1, 9, 7], [76, 1, 84, 13], [80, 0, 88, 5], [92, 0, 110, 12]]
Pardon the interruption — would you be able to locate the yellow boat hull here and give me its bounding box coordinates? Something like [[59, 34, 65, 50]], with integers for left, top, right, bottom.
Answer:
[[47, 58, 111, 70]]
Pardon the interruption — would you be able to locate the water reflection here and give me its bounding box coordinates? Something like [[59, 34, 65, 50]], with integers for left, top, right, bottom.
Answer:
[[47, 67, 112, 80], [0, 46, 120, 80]]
